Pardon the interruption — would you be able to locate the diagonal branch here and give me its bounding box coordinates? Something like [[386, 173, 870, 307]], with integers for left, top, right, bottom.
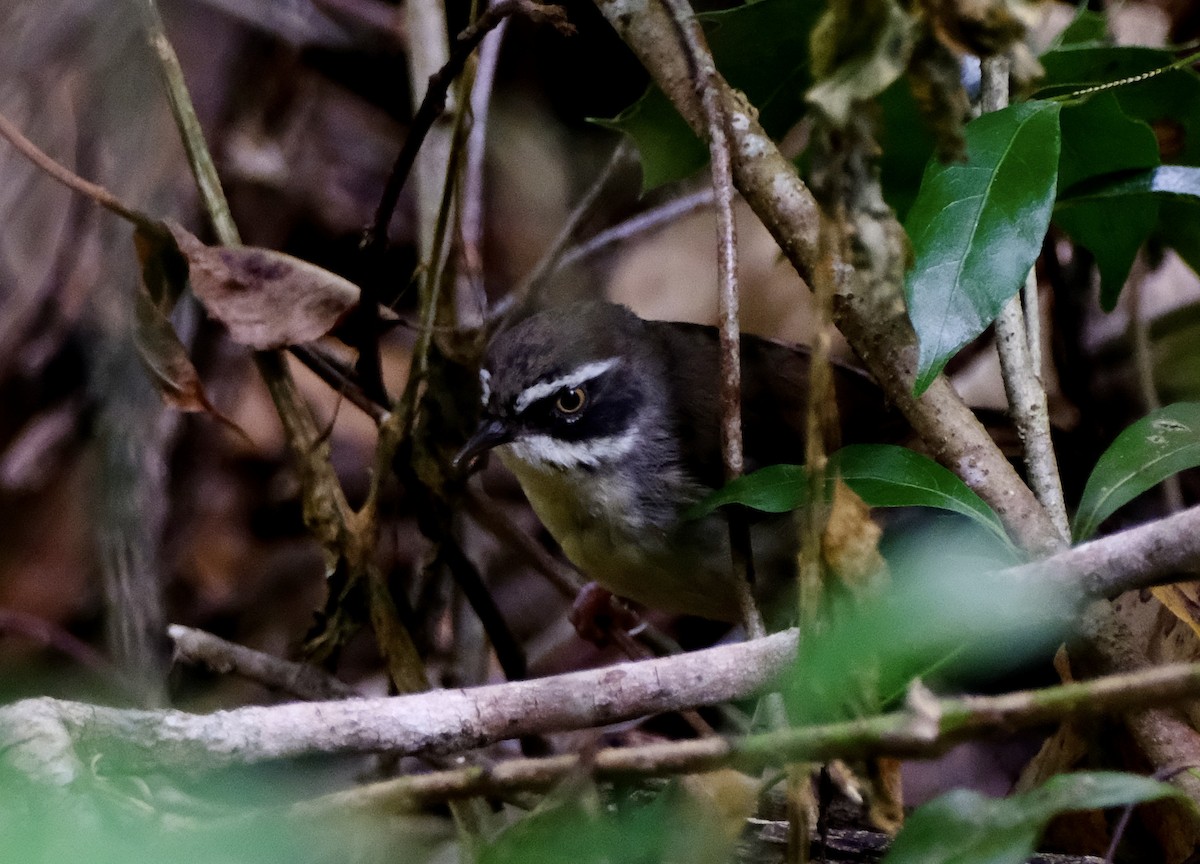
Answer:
[[587, 0, 1062, 556]]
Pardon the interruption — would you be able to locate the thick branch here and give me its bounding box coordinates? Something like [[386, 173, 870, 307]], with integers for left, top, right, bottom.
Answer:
[[276, 662, 1200, 807], [6, 504, 1200, 784], [982, 56, 1069, 542], [0, 631, 799, 783]]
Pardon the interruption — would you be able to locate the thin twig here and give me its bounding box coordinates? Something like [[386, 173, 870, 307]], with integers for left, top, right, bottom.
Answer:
[[517, 139, 634, 302], [0, 610, 143, 701], [0, 109, 152, 228], [288, 345, 389, 424], [367, 0, 572, 251], [556, 187, 714, 271], [1129, 274, 1184, 510], [982, 56, 1070, 543], [656, 0, 764, 642], [9, 503, 1200, 783], [463, 482, 585, 599], [460, 9, 508, 325], [168, 624, 361, 701]]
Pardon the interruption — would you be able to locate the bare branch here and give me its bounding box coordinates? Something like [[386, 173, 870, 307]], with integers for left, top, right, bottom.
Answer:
[[368, 0, 573, 251], [981, 56, 1070, 542], [168, 625, 361, 701]]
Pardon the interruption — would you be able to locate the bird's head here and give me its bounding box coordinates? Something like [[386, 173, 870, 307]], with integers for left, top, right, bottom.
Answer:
[[456, 303, 659, 473]]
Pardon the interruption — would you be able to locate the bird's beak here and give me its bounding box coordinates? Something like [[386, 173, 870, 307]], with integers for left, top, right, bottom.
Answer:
[[454, 418, 515, 471]]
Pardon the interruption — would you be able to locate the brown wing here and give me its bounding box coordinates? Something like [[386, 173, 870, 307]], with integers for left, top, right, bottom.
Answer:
[[646, 320, 905, 490]]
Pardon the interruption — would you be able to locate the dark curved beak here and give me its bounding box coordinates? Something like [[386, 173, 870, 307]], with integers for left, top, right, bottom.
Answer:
[[454, 418, 515, 472]]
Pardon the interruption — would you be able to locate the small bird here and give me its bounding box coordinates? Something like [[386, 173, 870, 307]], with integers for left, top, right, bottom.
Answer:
[[456, 302, 899, 624]]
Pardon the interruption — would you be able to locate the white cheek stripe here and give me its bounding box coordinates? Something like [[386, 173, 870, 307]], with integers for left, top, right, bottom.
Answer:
[[505, 425, 639, 469], [514, 358, 620, 414], [479, 368, 491, 406]]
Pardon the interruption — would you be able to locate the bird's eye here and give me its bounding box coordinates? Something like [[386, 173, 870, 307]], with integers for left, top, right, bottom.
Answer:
[[555, 386, 587, 415]]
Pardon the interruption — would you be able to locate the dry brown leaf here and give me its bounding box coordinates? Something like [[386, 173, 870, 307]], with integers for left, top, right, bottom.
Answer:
[[132, 232, 249, 440], [165, 220, 361, 350], [1152, 583, 1200, 642], [822, 479, 887, 592]]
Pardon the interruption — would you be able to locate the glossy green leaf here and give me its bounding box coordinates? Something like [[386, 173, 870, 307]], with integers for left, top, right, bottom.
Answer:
[[904, 101, 1062, 394], [1053, 92, 1160, 309], [685, 462, 810, 517], [592, 88, 707, 190], [686, 445, 1007, 543], [598, 0, 819, 189], [835, 445, 1008, 542], [1073, 402, 1200, 540], [883, 772, 1178, 864], [1038, 45, 1200, 165]]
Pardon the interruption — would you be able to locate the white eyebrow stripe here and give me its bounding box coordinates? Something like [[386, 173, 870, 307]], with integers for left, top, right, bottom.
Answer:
[[514, 358, 619, 413], [505, 426, 640, 469], [479, 368, 491, 406]]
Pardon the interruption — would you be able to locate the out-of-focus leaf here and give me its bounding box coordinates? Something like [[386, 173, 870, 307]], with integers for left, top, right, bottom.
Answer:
[[904, 101, 1061, 394], [878, 78, 937, 220], [165, 221, 361, 350], [882, 772, 1178, 864], [807, 0, 915, 126], [597, 0, 820, 189], [1052, 7, 1110, 48], [1158, 199, 1200, 278], [687, 445, 1009, 545], [1053, 92, 1160, 309], [479, 785, 730, 864], [1073, 403, 1200, 540], [786, 529, 1064, 724]]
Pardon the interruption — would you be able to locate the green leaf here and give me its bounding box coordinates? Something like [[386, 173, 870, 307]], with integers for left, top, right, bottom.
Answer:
[[1053, 92, 1161, 309], [1073, 402, 1200, 540], [685, 463, 810, 518], [882, 772, 1178, 864], [686, 445, 1008, 545], [1038, 45, 1200, 165], [597, 0, 820, 190], [592, 89, 707, 191], [787, 535, 1062, 724], [1053, 6, 1110, 48], [835, 445, 1009, 543], [904, 101, 1062, 394]]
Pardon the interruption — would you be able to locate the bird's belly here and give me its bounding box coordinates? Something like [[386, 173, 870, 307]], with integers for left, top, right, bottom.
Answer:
[[500, 454, 742, 620]]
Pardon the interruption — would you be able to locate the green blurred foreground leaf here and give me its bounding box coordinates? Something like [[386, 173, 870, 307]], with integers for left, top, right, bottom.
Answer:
[[904, 101, 1061, 394], [882, 772, 1179, 864], [688, 444, 1007, 544], [1073, 402, 1200, 540], [786, 535, 1062, 724]]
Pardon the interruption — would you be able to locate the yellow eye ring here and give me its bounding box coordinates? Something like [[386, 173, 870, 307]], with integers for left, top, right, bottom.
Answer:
[[555, 386, 587, 415]]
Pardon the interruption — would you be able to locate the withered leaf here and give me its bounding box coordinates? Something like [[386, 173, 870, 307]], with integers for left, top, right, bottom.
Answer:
[[165, 220, 361, 350], [133, 221, 189, 312], [133, 231, 250, 440]]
